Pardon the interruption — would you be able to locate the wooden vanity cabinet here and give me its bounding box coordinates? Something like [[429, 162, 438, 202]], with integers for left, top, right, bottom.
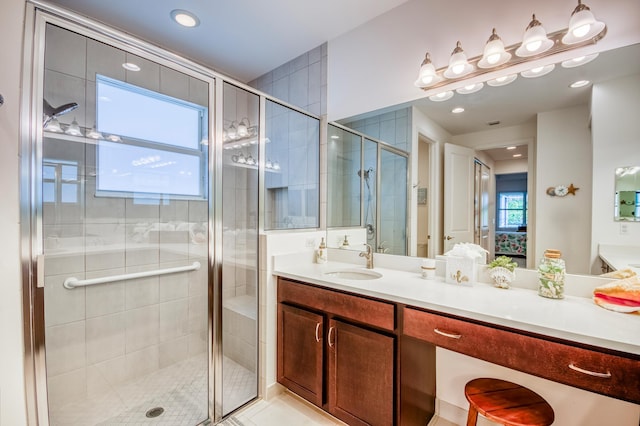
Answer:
[[277, 277, 397, 425]]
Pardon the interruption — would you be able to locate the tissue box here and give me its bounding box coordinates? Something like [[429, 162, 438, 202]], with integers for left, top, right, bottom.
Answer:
[[445, 255, 476, 286]]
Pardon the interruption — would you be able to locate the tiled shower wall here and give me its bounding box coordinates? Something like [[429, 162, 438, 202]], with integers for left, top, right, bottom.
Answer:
[[249, 43, 327, 116], [42, 25, 209, 408], [342, 107, 412, 153]]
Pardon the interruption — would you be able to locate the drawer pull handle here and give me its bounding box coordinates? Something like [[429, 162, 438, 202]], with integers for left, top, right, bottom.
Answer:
[[568, 363, 612, 378], [434, 328, 461, 339], [315, 323, 321, 343], [328, 326, 335, 347]]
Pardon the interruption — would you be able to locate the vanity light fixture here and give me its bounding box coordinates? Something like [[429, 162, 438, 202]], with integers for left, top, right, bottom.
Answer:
[[451, 107, 465, 114], [443, 42, 474, 79], [486, 74, 517, 87], [414, 1, 605, 91], [478, 29, 511, 68], [521, 63, 555, 78], [64, 117, 83, 136], [106, 134, 122, 142], [456, 82, 484, 95], [515, 14, 553, 57], [171, 9, 200, 28], [561, 53, 599, 68], [570, 79, 590, 88], [428, 91, 454, 102], [562, 0, 606, 45], [122, 62, 141, 72]]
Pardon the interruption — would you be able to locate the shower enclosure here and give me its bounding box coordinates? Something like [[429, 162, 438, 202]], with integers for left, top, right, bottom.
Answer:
[[21, 8, 265, 424], [327, 124, 408, 255]]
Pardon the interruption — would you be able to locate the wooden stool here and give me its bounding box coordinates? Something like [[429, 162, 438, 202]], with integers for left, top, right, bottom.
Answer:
[[464, 378, 554, 426]]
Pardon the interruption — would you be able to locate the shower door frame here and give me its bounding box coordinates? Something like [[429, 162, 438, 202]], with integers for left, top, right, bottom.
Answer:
[[19, 2, 261, 424]]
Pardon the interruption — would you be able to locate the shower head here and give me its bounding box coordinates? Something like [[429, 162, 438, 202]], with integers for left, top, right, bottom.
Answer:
[[357, 167, 375, 180], [43, 99, 78, 125]]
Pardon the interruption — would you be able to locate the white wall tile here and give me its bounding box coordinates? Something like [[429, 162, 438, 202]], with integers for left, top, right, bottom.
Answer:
[[189, 76, 209, 107], [86, 312, 126, 365], [44, 273, 85, 327], [188, 331, 207, 356], [159, 299, 189, 343], [84, 177, 126, 224], [85, 223, 126, 272], [124, 53, 159, 92], [125, 345, 159, 382], [124, 269, 159, 310], [160, 67, 189, 100], [188, 294, 207, 334], [86, 38, 126, 82], [94, 355, 128, 388], [43, 69, 87, 128], [45, 321, 86, 376], [45, 25, 87, 79], [125, 304, 159, 352], [159, 264, 190, 302], [85, 269, 125, 318], [46, 367, 87, 408], [159, 336, 189, 368]]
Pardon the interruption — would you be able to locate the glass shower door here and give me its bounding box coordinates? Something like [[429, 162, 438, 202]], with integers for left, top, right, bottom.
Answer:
[[40, 24, 210, 425], [378, 148, 408, 255]]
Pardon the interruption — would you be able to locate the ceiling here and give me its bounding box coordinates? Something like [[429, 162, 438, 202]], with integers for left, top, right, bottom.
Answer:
[[45, 0, 411, 83]]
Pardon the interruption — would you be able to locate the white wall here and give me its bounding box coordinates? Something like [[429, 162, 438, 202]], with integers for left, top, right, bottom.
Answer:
[[494, 158, 528, 175], [0, 0, 28, 424], [327, 0, 640, 121], [591, 73, 640, 272], [535, 105, 593, 274]]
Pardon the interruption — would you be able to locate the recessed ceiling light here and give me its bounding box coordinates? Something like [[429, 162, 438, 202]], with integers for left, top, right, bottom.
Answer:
[[513, 154, 522, 158], [451, 107, 465, 114], [330, 135, 340, 139], [122, 62, 140, 71], [570, 80, 591, 88], [171, 9, 200, 27], [506, 146, 517, 150]]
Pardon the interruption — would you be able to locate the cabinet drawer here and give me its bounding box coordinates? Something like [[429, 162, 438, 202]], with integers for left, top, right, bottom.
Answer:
[[403, 307, 640, 404], [278, 278, 395, 331]]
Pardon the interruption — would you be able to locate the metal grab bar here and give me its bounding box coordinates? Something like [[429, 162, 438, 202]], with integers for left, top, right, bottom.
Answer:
[[63, 261, 201, 289]]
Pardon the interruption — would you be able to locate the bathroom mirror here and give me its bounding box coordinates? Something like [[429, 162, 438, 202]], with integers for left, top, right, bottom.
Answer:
[[328, 42, 640, 269], [614, 166, 640, 221]]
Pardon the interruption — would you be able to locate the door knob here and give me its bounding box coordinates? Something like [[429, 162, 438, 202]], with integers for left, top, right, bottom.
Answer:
[[444, 235, 454, 240]]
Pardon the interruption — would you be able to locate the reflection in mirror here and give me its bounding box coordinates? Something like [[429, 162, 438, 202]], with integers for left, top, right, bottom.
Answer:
[[379, 148, 408, 255], [615, 166, 640, 221], [327, 125, 361, 227]]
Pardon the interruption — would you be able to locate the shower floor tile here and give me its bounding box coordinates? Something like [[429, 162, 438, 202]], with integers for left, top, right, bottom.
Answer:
[[49, 355, 255, 426]]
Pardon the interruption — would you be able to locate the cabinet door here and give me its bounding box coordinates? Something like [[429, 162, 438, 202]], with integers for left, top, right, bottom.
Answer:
[[277, 303, 324, 407], [328, 319, 395, 426]]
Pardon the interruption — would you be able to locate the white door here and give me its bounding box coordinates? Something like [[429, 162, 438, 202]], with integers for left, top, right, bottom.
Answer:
[[443, 143, 475, 252]]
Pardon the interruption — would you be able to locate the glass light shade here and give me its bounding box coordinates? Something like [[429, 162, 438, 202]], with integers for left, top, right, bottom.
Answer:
[[44, 117, 63, 133], [87, 125, 103, 139], [443, 42, 474, 79], [237, 119, 249, 138], [65, 118, 83, 136], [562, 2, 606, 44], [521, 63, 555, 78], [456, 82, 484, 95], [227, 122, 238, 140], [478, 29, 512, 68], [515, 15, 554, 57], [428, 91, 454, 102], [570, 79, 591, 88], [487, 74, 518, 87], [236, 153, 246, 164], [106, 134, 122, 142], [561, 53, 599, 68], [414, 53, 442, 87]]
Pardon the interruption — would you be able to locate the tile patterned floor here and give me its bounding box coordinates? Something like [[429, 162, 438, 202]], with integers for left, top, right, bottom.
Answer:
[[49, 355, 256, 426]]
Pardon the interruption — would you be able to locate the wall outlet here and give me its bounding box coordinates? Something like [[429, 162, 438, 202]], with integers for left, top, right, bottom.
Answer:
[[620, 223, 629, 235], [305, 237, 316, 248]]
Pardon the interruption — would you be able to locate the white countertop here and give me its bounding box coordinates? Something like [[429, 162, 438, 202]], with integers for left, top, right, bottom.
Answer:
[[599, 244, 640, 274], [274, 257, 640, 357]]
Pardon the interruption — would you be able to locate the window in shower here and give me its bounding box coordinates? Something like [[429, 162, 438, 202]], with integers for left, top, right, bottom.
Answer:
[[95, 75, 207, 199], [265, 100, 320, 230]]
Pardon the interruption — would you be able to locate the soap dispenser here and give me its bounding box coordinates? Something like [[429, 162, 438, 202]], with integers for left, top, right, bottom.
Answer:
[[316, 238, 328, 264]]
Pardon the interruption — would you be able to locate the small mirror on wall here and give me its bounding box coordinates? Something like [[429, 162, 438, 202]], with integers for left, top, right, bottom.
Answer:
[[614, 166, 640, 221]]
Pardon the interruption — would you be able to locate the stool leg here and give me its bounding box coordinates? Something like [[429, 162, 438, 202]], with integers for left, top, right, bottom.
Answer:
[[466, 405, 478, 426]]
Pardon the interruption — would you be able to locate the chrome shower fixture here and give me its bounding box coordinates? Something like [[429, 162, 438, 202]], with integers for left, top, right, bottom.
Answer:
[[43, 99, 78, 125], [357, 167, 375, 180]]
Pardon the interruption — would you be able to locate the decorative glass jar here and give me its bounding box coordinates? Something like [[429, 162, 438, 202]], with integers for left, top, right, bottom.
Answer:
[[538, 249, 565, 299]]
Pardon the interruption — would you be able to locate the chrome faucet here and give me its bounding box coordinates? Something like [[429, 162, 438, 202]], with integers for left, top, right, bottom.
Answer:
[[359, 244, 374, 269]]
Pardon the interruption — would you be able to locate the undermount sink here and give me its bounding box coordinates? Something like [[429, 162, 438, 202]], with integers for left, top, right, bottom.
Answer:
[[324, 268, 382, 280]]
